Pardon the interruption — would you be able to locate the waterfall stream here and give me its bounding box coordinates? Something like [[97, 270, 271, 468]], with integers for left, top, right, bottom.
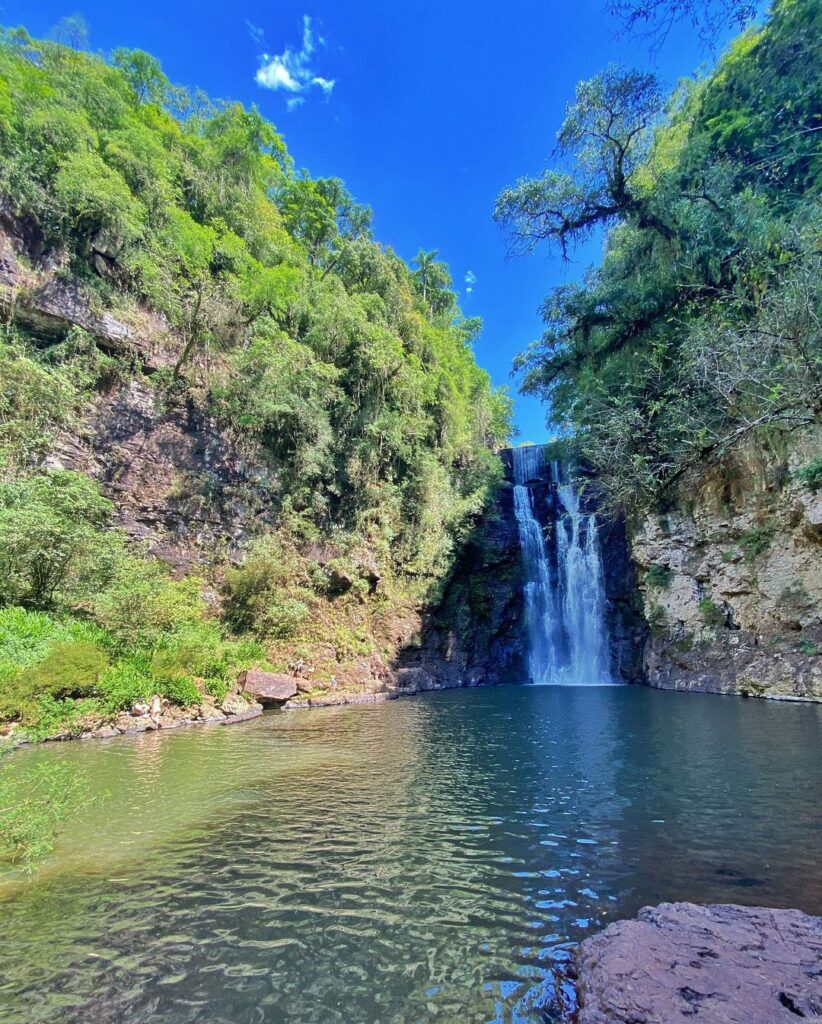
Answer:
[[512, 446, 613, 685]]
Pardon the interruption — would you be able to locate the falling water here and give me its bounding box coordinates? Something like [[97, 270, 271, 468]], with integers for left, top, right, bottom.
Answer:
[[511, 446, 612, 685]]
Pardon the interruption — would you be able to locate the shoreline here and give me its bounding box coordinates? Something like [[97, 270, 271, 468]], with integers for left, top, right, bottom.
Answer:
[[5, 675, 820, 750]]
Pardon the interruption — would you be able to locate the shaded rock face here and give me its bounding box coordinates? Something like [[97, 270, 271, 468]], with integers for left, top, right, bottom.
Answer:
[[0, 217, 178, 369], [47, 379, 280, 572], [634, 429, 822, 700], [395, 479, 529, 688], [571, 902, 822, 1024]]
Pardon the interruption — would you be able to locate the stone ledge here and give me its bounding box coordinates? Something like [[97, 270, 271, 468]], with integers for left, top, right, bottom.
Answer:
[[550, 902, 822, 1024]]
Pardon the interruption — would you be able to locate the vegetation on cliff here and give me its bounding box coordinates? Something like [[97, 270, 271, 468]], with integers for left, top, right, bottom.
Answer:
[[497, 0, 821, 514], [0, 27, 511, 738]]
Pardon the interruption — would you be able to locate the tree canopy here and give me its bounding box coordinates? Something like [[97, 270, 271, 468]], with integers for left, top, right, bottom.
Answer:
[[498, 0, 821, 513]]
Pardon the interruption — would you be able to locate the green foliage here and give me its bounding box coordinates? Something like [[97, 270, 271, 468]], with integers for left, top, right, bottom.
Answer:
[[223, 536, 312, 639], [0, 26, 512, 733], [91, 556, 206, 648], [28, 641, 108, 699], [0, 339, 90, 469], [0, 755, 90, 872], [795, 458, 822, 493], [699, 596, 726, 626], [646, 602, 667, 635], [0, 26, 510, 584], [738, 524, 774, 561], [95, 657, 153, 713], [646, 563, 672, 588], [0, 471, 117, 607], [500, 0, 822, 514]]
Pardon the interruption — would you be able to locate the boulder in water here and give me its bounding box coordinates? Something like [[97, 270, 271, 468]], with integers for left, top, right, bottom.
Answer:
[[572, 902, 822, 1023]]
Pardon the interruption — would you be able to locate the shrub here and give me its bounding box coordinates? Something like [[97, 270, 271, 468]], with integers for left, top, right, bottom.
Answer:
[[157, 672, 200, 706], [0, 617, 108, 722], [646, 563, 672, 589], [796, 458, 822, 493], [28, 641, 108, 698], [737, 524, 774, 562], [222, 536, 310, 638], [0, 470, 118, 608], [699, 597, 727, 627], [96, 657, 153, 713], [23, 694, 95, 741], [0, 342, 87, 468], [647, 602, 667, 636], [92, 556, 206, 647], [264, 596, 309, 640]]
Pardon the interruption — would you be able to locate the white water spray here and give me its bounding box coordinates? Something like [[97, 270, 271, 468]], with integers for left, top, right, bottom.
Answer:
[[512, 446, 612, 685]]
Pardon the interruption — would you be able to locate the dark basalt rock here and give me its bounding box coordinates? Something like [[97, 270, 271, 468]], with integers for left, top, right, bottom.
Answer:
[[569, 902, 822, 1024]]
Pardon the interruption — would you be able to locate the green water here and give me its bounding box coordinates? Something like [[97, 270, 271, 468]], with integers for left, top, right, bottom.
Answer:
[[1, 685, 820, 1024]]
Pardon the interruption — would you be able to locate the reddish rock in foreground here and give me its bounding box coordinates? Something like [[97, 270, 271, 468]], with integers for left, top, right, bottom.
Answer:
[[238, 669, 298, 704], [573, 902, 822, 1024]]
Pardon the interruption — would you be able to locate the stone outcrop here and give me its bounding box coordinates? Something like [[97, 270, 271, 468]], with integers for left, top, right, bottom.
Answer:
[[238, 669, 298, 704], [46, 378, 280, 571], [393, 478, 529, 688], [568, 902, 822, 1024], [633, 429, 822, 700], [0, 215, 178, 368]]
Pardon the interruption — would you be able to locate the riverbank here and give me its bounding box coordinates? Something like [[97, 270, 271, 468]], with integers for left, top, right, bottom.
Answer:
[[2, 669, 502, 747], [7, 667, 822, 749]]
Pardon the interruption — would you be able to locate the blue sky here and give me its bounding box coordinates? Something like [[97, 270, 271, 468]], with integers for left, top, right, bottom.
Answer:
[[8, 0, 721, 440]]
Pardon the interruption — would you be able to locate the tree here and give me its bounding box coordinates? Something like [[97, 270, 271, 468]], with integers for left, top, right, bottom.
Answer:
[[48, 13, 89, 51], [112, 48, 169, 105], [0, 471, 117, 608], [607, 0, 757, 45], [495, 65, 664, 257], [0, 753, 90, 872], [412, 249, 455, 315]]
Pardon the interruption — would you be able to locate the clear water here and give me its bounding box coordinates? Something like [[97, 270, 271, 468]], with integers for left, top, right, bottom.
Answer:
[[1, 686, 820, 1024], [511, 448, 611, 685]]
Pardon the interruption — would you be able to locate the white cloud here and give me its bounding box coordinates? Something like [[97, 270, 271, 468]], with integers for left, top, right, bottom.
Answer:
[[464, 270, 477, 295], [255, 15, 335, 108]]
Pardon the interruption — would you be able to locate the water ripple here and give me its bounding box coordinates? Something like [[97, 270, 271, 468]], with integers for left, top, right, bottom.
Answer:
[[1, 685, 820, 1023]]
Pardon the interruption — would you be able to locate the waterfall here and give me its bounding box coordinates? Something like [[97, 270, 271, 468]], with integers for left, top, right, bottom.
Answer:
[[511, 446, 613, 685]]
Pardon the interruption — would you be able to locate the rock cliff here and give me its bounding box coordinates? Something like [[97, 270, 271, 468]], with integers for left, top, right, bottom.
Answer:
[[633, 430, 822, 700]]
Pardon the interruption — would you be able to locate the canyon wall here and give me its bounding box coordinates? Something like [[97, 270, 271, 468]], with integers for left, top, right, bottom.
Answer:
[[632, 430, 822, 700]]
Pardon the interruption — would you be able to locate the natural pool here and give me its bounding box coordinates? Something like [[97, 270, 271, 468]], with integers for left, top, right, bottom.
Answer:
[[1, 685, 820, 1024]]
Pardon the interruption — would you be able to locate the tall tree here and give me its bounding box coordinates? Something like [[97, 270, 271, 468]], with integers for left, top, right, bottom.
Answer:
[[494, 66, 665, 257]]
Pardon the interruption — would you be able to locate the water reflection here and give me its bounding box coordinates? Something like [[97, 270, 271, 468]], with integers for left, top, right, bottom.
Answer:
[[1, 686, 820, 1024]]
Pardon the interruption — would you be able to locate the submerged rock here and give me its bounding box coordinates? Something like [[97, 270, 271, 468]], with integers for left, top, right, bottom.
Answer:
[[572, 902, 822, 1024]]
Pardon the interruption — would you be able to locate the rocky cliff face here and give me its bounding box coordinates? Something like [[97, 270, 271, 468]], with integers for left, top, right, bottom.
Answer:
[[395, 479, 528, 689], [633, 430, 822, 700], [47, 378, 279, 573]]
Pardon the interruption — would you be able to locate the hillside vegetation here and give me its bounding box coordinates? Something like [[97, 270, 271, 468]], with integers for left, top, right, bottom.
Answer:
[[496, 0, 821, 514], [0, 27, 511, 739]]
